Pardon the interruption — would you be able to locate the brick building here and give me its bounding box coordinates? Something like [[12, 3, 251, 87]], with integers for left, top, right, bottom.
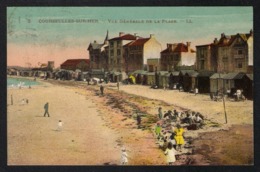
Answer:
[[160, 42, 196, 72], [88, 31, 109, 71], [108, 32, 138, 73], [196, 30, 253, 73], [123, 34, 162, 73]]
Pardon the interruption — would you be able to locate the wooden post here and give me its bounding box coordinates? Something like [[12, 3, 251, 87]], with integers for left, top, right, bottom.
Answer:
[[11, 94, 13, 105], [222, 75, 228, 124], [223, 96, 228, 124]]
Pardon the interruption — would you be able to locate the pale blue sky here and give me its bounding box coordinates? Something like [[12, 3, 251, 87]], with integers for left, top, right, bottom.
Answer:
[[7, 7, 253, 67]]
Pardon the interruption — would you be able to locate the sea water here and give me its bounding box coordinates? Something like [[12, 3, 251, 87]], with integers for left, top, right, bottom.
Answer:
[[7, 77, 41, 88]]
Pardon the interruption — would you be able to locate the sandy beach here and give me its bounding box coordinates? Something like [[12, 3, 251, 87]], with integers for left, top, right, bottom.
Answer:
[[7, 78, 253, 165], [7, 82, 122, 165]]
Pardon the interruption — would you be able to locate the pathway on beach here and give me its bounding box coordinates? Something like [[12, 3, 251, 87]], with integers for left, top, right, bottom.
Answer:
[[7, 84, 121, 165], [115, 85, 253, 125]]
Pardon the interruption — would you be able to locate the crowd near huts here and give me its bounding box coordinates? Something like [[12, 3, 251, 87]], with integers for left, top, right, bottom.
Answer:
[[8, 30, 254, 100]]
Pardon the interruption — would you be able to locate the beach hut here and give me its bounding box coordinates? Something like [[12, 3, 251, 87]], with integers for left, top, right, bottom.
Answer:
[[170, 71, 180, 89], [190, 71, 199, 91], [228, 72, 252, 100], [145, 72, 156, 86], [222, 72, 240, 95], [183, 71, 198, 92], [210, 73, 225, 94], [132, 70, 147, 84], [90, 69, 105, 79], [158, 71, 169, 88], [246, 74, 253, 100], [197, 71, 214, 93]]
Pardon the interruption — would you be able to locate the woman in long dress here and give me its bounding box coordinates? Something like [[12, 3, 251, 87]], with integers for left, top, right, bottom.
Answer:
[[164, 143, 176, 165]]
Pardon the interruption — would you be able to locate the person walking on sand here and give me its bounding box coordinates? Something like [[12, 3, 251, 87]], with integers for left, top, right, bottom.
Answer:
[[174, 124, 185, 152], [137, 113, 141, 128], [117, 82, 120, 90], [100, 85, 104, 96], [164, 143, 177, 165], [121, 147, 128, 165], [158, 107, 163, 119], [56, 120, 62, 131], [43, 102, 50, 117]]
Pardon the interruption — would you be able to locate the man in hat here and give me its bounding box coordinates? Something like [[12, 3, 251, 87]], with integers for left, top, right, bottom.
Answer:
[[43, 102, 50, 117], [100, 85, 104, 96]]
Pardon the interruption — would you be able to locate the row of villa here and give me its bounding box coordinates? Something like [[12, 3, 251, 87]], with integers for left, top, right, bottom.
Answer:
[[86, 30, 253, 99], [7, 30, 253, 99]]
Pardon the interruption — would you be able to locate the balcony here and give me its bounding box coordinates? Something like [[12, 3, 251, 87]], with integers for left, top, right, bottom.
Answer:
[[234, 55, 244, 59]]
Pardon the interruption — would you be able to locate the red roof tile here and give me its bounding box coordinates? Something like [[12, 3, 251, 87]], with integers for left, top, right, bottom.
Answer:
[[109, 34, 138, 41], [125, 38, 150, 47], [61, 59, 90, 66], [161, 43, 195, 53]]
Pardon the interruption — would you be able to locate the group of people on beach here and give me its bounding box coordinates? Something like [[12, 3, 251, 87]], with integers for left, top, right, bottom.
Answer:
[[155, 107, 205, 165]]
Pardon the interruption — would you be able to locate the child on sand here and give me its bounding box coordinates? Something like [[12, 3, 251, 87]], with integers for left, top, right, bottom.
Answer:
[[121, 147, 128, 165], [56, 120, 62, 131], [155, 123, 162, 138], [164, 143, 177, 165]]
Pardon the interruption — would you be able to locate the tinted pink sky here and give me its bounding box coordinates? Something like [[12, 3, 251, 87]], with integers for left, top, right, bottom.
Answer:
[[8, 43, 88, 68]]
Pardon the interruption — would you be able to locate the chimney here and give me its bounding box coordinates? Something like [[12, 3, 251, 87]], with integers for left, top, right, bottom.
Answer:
[[250, 29, 253, 36], [94, 40, 97, 43], [186, 42, 191, 52], [134, 33, 138, 36], [221, 33, 225, 38], [172, 44, 177, 51], [150, 34, 155, 38], [214, 38, 218, 44], [119, 32, 125, 37]]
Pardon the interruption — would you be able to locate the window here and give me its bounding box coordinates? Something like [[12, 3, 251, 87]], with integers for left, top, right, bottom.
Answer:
[[174, 54, 179, 61], [237, 62, 243, 68], [149, 65, 153, 72], [117, 50, 121, 55], [238, 50, 243, 55], [110, 42, 114, 47], [110, 50, 114, 55], [200, 60, 204, 70]]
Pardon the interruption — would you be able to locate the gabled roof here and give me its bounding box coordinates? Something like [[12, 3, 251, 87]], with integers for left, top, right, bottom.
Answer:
[[132, 70, 147, 75], [171, 71, 180, 76], [210, 73, 226, 79], [144, 72, 155, 76], [185, 71, 199, 77], [222, 72, 240, 80], [61, 59, 90, 66], [158, 71, 169, 75], [126, 38, 150, 46], [109, 34, 138, 41], [246, 74, 253, 81], [217, 33, 252, 47], [180, 70, 195, 75], [161, 43, 195, 53], [197, 70, 214, 77], [88, 42, 103, 50], [196, 44, 213, 47]]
